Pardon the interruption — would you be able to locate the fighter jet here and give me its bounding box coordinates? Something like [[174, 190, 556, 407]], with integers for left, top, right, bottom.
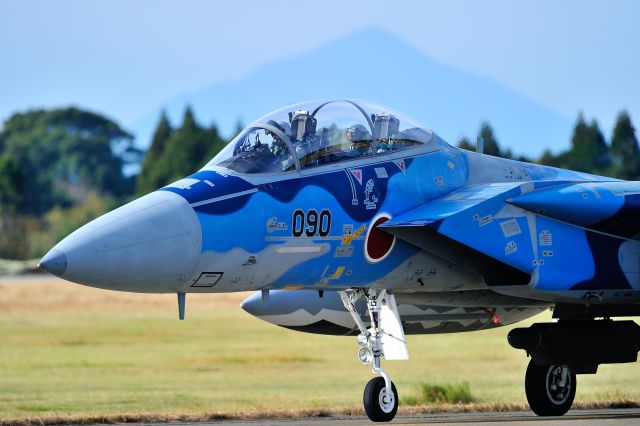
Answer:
[[39, 99, 640, 422]]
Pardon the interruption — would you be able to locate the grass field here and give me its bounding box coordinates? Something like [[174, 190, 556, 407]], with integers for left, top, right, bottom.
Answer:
[[1, 277, 640, 421]]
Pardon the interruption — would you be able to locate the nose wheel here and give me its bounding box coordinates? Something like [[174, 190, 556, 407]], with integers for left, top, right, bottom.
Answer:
[[525, 360, 576, 416], [340, 289, 407, 422], [364, 377, 398, 422]]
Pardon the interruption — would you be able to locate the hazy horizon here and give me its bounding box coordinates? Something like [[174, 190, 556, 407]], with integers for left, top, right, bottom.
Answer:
[[2, 0, 639, 154]]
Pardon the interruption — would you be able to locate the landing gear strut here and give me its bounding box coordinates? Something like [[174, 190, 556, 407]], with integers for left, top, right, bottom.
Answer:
[[340, 289, 406, 422]]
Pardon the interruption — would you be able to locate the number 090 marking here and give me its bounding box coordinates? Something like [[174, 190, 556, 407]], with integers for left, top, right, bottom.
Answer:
[[292, 209, 331, 237]]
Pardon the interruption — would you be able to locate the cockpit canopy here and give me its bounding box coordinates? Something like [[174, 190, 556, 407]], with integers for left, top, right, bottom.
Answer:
[[208, 99, 433, 174]]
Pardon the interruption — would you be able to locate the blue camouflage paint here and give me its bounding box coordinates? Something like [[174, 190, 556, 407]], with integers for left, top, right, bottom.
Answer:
[[163, 150, 462, 289], [511, 183, 625, 228], [158, 100, 640, 298], [533, 216, 595, 290], [591, 194, 640, 239]]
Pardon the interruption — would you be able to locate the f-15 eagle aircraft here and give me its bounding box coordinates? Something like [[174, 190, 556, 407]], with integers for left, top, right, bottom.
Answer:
[[39, 99, 640, 422]]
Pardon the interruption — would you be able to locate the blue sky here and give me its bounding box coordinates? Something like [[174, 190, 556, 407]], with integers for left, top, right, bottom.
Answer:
[[2, 0, 639, 152]]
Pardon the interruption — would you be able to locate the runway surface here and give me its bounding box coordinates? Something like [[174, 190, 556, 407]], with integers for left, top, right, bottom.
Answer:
[[123, 409, 640, 426]]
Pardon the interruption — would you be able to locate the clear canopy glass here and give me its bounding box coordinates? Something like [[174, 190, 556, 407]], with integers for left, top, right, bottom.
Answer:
[[208, 99, 433, 174]]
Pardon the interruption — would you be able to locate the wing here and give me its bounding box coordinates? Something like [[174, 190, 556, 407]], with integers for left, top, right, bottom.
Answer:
[[380, 182, 536, 286], [380, 178, 640, 292], [508, 181, 640, 240]]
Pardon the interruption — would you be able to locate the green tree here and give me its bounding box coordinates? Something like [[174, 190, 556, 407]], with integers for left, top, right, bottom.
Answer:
[[204, 122, 228, 161], [156, 107, 207, 183], [457, 136, 475, 151], [610, 111, 640, 180], [457, 124, 518, 159], [565, 113, 610, 174], [478, 122, 502, 157], [0, 107, 135, 214], [0, 155, 23, 213], [0, 154, 28, 258], [147, 106, 229, 188], [136, 111, 174, 195], [537, 149, 567, 168]]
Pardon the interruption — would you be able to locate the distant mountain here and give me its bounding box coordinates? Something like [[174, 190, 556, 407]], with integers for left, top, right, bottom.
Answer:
[[131, 28, 573, 158]]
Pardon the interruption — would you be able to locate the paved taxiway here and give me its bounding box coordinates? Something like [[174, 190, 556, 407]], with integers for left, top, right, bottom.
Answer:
[[125, 409, 640, 426]]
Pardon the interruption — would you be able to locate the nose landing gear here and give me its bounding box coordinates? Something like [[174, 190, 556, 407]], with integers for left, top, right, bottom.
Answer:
[[340, 289, 407, 422]]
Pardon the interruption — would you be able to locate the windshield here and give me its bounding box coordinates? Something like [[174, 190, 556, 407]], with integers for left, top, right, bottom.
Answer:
[[214, 126, 295, 173], [208, 99, 432, 173]]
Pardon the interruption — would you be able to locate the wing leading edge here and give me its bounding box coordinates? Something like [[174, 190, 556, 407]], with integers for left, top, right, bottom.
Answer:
[[509, 181, 640, 241]]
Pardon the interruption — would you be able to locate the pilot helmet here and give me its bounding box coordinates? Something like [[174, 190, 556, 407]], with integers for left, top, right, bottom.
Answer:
[[265, 120, 285, 139], [345, 124, 370, 142], [289, 109, 317, 141]]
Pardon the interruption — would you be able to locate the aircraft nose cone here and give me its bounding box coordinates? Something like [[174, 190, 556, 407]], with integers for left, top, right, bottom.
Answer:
[[42, 191, 202, 292], [38, 249, 67, 276]]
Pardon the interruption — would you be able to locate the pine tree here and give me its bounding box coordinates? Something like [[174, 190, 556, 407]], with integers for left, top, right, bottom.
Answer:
[[478, 122, 501, 157], [155, 106, 211, 184], [204, 123, 228, 162], [538, 149, 564, 168], [136, 111, 173, 195], [457, 136, 475, 151], [567, 114, 610, 174], [135, 107, 233, 191], [610, 111, 640, 180], [567, 113, 591, 171], [457, 124, 513, 159]]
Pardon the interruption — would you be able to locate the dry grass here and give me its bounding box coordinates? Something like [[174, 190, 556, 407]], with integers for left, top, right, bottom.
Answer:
[[0, 276, 249, 313], [0, 259, 40, 276]]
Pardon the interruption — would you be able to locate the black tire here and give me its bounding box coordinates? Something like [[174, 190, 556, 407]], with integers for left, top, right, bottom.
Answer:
[[525, 360, 576, 416], [363, 377, 398, 422]]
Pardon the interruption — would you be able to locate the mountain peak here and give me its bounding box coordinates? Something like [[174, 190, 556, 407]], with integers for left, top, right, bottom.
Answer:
[[132, 28, 571, 157]]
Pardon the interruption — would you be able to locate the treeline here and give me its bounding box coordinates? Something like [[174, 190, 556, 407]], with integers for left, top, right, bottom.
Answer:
[[0, 108, 138, 215], [0, 105, 638, 260], [0, 106, 231, 259], [0, 108, 140, 259], [136, 107, 230, 196], [457, 111, 640, 179]]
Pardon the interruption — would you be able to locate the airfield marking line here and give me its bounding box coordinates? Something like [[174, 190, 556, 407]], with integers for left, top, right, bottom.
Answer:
[[190, 189, 258, 207]]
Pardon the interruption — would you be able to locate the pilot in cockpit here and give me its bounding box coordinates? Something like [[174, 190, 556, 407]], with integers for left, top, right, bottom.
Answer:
[[265, 120, 287, 154], [289, 109, 318, 167], [346, 124, 373, 157], [264, 120, 294, 171]]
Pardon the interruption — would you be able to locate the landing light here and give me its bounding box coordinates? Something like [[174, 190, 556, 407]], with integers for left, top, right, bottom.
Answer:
[[358, 346, 373, 365]]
